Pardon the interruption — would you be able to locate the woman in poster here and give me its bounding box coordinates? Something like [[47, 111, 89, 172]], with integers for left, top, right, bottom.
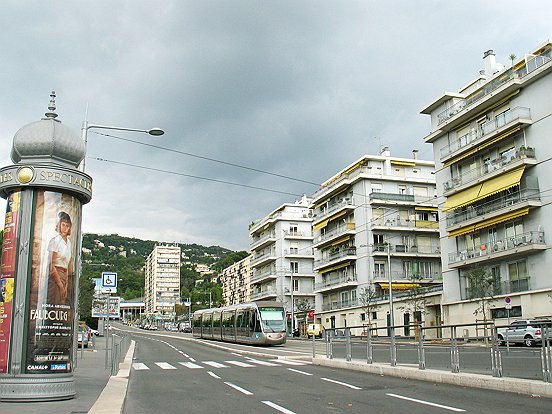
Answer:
[[47, 211, 73, 304]]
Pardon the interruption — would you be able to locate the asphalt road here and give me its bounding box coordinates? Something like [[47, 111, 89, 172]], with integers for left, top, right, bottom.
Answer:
[[121, 330, 551, 414]]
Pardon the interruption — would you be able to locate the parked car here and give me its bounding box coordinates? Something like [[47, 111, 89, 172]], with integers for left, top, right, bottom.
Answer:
[[497, 319, 552, 347], [306, 323, 324, 339]]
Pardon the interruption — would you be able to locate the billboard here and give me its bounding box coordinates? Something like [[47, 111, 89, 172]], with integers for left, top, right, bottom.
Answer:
[[92, 295, 121, 319], [0, 191, 21, 373], [25, 190, 81, 374]]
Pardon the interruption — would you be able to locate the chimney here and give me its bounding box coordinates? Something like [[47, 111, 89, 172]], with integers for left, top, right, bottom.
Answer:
[[483, 49, 503, 76], [380, 146, 390, 157], [412, 149, 418, 160]]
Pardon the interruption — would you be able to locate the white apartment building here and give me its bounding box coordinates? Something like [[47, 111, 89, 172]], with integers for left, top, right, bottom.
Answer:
[[421, 41, 552, 328], [249, 195, 315, 330], [219, 255, 252, 306], [145, 244, 181, 319], [310, 150, 442, 333]]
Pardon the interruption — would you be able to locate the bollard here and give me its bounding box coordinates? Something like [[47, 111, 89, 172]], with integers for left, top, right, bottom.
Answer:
[[366, 328, 373, 364], [418, 324, 426, 370], [345, 328, 352, 361]]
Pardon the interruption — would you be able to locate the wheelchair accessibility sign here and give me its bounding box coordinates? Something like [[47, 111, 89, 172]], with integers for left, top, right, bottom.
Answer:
[[101, 272, 117, 293]]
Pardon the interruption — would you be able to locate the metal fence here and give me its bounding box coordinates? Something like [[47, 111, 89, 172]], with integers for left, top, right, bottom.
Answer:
[[106, 331, 132, 376], [315, 321, 551, 383]]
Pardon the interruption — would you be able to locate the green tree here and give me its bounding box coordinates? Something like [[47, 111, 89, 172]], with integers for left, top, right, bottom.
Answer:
[[465, 267, 496, 328]]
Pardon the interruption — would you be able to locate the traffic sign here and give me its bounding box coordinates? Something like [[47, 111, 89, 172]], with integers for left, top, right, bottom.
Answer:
[[101, 272, 117, 293], [505, 296, 511, 303], [505, 303, 512, 310]]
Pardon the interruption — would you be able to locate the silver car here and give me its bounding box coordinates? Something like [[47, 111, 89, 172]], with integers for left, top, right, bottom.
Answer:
[[497, 319, 552, 347]]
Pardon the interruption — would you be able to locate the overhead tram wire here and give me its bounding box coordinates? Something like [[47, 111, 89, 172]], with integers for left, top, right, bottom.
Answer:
[[91, 131, 321, 187], [92, 157, 304, 197]]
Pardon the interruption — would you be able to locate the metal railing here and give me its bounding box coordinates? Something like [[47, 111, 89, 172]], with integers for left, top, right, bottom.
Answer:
[[314, 320, 552, 383], [107, 331, 132, 376]]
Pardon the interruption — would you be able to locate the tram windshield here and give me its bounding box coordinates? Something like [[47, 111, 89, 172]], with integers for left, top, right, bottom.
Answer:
[[258, 307, 286, 332]]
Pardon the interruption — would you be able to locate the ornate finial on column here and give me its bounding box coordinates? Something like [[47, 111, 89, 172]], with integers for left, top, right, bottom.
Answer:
[[44, 90, 58, 119]]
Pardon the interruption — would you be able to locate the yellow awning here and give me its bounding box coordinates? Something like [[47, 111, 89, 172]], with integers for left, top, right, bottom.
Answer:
[[331, 236, 351, 246], [448, 208, 530, 238], [444, 166, 525, 211], [328, 210, 348, 223], [319, 261, 351, 274], [379, 282, 421, 290], [474, 208, 529, 231], [415, 207, 438, 212], [313, 219, 329, 231], [478, 166, 524, 199], [391, 160, 416, 166], [444, 126, 522, 168], [443, 185, 482, 211]]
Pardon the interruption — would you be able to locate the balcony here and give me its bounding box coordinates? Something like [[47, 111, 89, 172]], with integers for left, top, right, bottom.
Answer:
[[284, 248, 314, 258], [372, 243, 440, 257], [371, 217, 439, 232], [314, 247, 357, 271], [250, 249, 277, 267], [315, 273, 358, 293], [443, 147, 536, 195], [314, 222, 356, 248], [462, 278, 530, 300], [321, 298, 359, 312], [250, 287, 278, 301], [312, 198, 355, 225], [250, 268, 280, 284], [372, 271, 442, 283], [369, 192, 437, 208], [445, 188, 541, 229], [448, 230, 546, 268], [250, 231, 277, 251], [440, 106, 532, 160], [283, 230, 313, 240]]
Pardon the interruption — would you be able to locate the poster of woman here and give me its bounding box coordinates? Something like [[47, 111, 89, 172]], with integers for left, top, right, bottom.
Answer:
[[26, 190, 81, 374]]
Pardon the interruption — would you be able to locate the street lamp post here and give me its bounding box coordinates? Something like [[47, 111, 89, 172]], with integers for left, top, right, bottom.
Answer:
[[387, 241, 397, 366], [80, 119, 164, 171]]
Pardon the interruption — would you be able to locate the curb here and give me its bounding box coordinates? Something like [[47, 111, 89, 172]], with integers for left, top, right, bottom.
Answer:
[[312, 356, 552, 398], [88, 340, 136, 414]]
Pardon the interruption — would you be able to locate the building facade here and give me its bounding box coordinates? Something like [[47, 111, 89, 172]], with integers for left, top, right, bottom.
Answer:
[[310, 150, 442, 334], [219, 255, 252, 305], [249, 195, 315, 331], [144, 244, 181, 319], [421, 41, 552, 328]]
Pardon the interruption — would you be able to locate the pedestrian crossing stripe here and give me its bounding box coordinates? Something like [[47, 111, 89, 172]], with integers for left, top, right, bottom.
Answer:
[[155, 362, 177, 369], [179, 362, 203, 369], [132, 359, 306, 371]]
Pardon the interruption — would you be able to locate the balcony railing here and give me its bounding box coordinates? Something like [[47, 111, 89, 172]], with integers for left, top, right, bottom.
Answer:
[[250, 249, 277, 266], [440, 107, 531, 159], [372, 271, 442, 282], [283, 230, 313, 238], [443, 145, 535, 192], [250, 268, 281, 283], [372, 244, 440, 255], [314, 247, 357, 268], [250, 231, 276, 249], [436, 53, 551, 126], [372, 218, 439, 230], [250, 288, 278, 301], [321, 298, 359, 312], [313, 198, 354, 222], [445, 188, 540, 228], [462, 278, 530, 300], [315, 273, 357, 291], [448, 231, 545, 264], [316, 222, 356, 244]]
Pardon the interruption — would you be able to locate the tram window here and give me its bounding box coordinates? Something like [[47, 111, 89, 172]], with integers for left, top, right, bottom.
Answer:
[[193, 317, 201, 328], [213, 312, 221, 327], [250, 310, 261, 332]]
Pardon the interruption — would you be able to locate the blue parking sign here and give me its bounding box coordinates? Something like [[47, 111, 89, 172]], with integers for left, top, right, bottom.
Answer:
[[102, 272, 117, 288]]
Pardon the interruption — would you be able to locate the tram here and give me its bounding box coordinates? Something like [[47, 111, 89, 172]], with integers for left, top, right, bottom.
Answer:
[[192, 301, 287, 345]]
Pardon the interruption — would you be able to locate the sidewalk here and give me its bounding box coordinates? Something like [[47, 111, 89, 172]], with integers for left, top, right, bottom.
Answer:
[[1, 335, 112, 414]]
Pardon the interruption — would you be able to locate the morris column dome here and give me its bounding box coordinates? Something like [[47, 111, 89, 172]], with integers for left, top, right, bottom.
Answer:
[[11, 92, 85, 168]]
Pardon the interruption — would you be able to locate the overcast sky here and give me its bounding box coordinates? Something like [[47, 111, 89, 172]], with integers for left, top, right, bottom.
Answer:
[[0, 1, 550, 251]]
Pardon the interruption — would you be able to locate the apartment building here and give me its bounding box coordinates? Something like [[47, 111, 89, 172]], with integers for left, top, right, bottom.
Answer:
[[421, 41, 552, 327], [310, 150, 442, 332], [219, 255, 252, 306], [144, 244, 181, 319], [249, 195, 315, 330]]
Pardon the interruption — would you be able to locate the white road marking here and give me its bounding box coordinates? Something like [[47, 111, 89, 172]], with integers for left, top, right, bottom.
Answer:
[[154, 362, 177, 370], [132, 363, 149, 370], [224, 382, 253, 395], [207, 371, 220, 379], [386, 393, 466, 412], [189, 357, 196, 362], [179, 362, 203, 369], [245, 358, 280, 366], [183, 353, 190, 358], [203, 361, 228, 368], [287, 368, 312, 376], [225, 360, 255, 367], [271, 359, 305, 366], [320, 377, 362, 390], [262, 400, 297, 414]]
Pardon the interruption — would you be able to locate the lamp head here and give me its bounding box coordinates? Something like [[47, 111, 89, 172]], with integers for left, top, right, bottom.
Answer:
[[148, 128, 165, 136]]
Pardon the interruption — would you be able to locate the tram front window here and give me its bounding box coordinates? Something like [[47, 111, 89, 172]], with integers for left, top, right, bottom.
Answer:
[[258, 307, 286, 332]]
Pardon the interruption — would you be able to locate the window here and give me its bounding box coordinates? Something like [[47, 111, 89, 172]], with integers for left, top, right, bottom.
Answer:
[[290, 261, 299, 274], [491, 305, 522, 319], [289, 224, 298, 235], [398, 185, 407, 195], [374, 262, 386, 277], [292, 278, 299, 292], [508, 260, 528, 292], [371, 183, 382, 193]]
